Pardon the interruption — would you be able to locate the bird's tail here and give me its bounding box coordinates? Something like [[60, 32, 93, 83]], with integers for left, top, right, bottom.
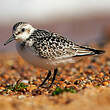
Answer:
[[74, 45, 105, 57]]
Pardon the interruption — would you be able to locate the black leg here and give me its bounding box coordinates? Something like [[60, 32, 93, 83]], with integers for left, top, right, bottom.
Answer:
[[49, 68, 58, 88], [39, 70, 51, 87]]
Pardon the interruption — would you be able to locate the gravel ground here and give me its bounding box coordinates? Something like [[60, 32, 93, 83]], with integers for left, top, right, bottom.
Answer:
[[0, 43, 110, 110]]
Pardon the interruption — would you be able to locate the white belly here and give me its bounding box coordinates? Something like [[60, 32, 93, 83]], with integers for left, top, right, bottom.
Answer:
[[16, 42, 77, 70]]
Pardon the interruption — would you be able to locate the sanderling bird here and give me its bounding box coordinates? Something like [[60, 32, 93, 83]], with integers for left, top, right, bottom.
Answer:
[[4, 22, 105, 88]]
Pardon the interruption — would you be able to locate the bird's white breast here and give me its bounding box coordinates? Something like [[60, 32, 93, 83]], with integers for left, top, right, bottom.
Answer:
[[16, 42, 54, 69]]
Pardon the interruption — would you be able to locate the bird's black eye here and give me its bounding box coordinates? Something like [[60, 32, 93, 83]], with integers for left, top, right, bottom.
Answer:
[[21, 28, 25, 32]]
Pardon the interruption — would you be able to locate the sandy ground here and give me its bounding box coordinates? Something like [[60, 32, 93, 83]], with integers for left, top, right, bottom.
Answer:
[[0, 88, 110, 110]]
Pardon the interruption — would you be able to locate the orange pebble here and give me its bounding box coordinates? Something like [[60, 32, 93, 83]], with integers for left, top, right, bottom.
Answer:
[[103, 81, 109, 86]]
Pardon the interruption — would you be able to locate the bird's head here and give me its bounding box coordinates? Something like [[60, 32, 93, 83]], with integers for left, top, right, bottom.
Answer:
[[4, 22, 35, 45]]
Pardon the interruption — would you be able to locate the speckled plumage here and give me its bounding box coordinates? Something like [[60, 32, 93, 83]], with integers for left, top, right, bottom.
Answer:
[[25, 30, 75, 59], [21, 29, 99, 59]]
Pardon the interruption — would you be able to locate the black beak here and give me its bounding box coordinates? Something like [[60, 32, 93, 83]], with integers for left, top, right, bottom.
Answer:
[[4, 35, 15, 46]]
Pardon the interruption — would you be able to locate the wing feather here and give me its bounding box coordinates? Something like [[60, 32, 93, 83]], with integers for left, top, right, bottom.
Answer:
[[31, 30, 105, 59]]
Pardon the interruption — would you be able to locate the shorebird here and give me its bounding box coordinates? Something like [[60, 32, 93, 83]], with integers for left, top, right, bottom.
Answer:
[[4, 22, 105, 88]]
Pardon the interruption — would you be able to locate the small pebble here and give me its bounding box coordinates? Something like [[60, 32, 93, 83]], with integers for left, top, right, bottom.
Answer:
[[21, 80, 29, 84], [18, 95, 26, 99], [103, 81, 109, 86]]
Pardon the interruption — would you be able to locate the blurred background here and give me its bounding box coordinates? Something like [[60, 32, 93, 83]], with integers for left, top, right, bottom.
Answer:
[[1, 0, 110, 52]]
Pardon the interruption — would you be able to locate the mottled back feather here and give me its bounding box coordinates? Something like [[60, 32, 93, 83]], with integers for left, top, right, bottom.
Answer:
[[26, 29, 104, 59]]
